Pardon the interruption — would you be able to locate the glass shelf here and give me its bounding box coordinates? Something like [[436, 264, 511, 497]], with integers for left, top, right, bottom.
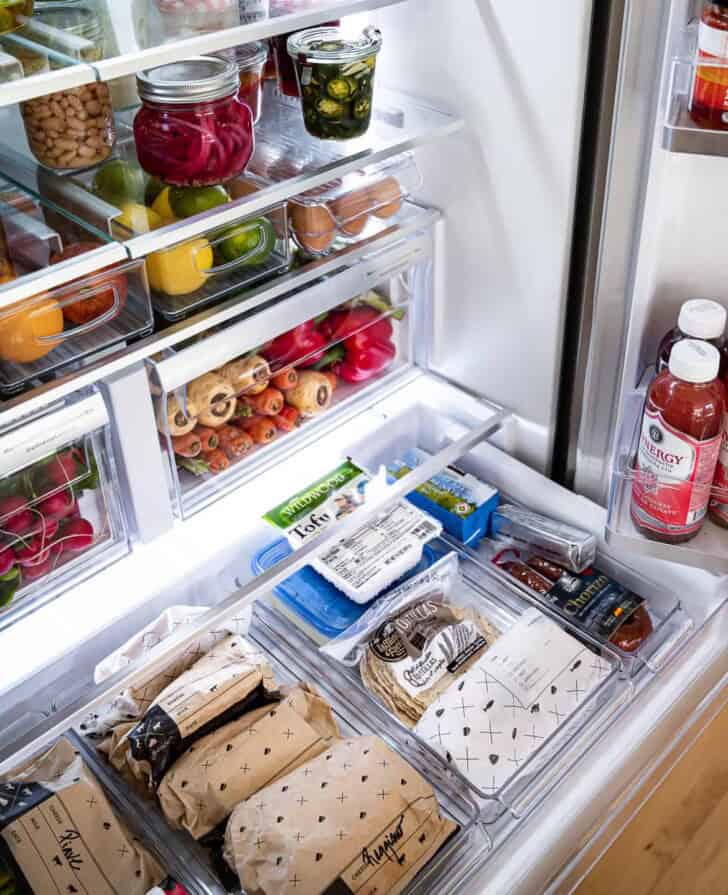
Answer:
[[0, 0, 407, 108]]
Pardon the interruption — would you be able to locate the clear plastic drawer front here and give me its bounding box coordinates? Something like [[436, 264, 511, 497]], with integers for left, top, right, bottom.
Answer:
[[0, 389, 129, 630]]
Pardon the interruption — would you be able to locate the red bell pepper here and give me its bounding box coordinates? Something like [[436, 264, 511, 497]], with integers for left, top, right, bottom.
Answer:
[[262, 319, 327, 368], [317, 307, 397, 383]]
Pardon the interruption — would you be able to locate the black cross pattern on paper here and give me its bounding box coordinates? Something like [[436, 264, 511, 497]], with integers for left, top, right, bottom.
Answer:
[[86, 796, 97, 808], [480, 720, 502, 745], [503, 702, 525, 721], [303, 768, 313, 777], [477, 671, 499, 693], [290, 875, 302, 888], [507, 748, 522, 768], [337, 830, 347, 841], [336, 792, 348, 805], [549, 706, 565, 724], [343, 762, 352, 771], [247, 727, 258, 737], [283, 729, 295, 740], [256, 801, 267, 811], [255, 837, 265, 850], [453, 696, 475, 719], [378, 759, 389, 769], [484, 776, 499, 794], [294, 832, 305, 842], [523, 725, 545, 745], [590, 658, 610, 676], [297, 796, 308, 807], [196, 801, 206, 812], [240, 764, 251, 775], [117, 846, 129, 858], [202, 760, 214, 771], [456, 747, 479, 773], [432, 725, 452, 748], [376, 789, 390, 800], [566, 681, 584, 704]]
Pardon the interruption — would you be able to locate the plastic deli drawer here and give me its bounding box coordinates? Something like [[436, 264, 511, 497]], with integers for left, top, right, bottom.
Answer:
[[286, 153, 423, 257], [0, 389, 129, 630], [148, 273, 414, 520], [255, 542, 631, 824], [109, 175, 291, 323], [70, 608, 490, 895]]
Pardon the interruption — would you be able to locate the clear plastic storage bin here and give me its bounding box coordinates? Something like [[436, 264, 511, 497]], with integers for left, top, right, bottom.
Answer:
[[288, 152, 423, 257], [0, 389, 129, 630]]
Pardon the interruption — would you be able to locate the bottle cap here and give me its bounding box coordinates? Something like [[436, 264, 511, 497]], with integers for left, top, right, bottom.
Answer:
[[669, 339, 720, 383], [678, 299, 727, 339]]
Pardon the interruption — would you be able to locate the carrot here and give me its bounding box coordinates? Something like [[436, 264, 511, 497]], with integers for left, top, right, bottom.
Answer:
[[172, 432, 202, 458], [322, 370, 338, 392], [218, 426, 254, 459], [195, 426, 219, 452], [243, 387, 284, 416], [202, 448, 230, 474], [273, 405, 301, 432], [271, 368, 298, 390], [238, 416, 277, 445]]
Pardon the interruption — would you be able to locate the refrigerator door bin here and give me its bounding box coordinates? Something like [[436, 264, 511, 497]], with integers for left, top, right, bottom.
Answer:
[[0, 256, 153, 395], [253, 547, 629, 825], [606, 377, 728, 572], [288, 151, 423, 258], [0, 389, 129, 630]]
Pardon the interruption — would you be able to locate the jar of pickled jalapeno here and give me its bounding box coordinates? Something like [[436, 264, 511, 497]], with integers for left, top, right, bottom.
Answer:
[[287, 26, 382, 140]]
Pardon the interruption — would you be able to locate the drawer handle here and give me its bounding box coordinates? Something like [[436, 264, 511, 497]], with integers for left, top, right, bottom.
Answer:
[[196, 219, 275, 277], [36, 281, 123, 342]]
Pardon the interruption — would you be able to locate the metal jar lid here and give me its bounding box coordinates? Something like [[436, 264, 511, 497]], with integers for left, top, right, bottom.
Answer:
[[232, 40, 268, 71], [137, 55, 240, 104], [287, 25, 382, 65]]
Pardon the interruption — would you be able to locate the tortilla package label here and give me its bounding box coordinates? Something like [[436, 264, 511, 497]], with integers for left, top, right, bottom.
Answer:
[[124, 634, 278, 790], [224, 736, 457, 895], [0, 738, 163, 895], [158, 683, 340, 839], [415, 609, 613, 793]]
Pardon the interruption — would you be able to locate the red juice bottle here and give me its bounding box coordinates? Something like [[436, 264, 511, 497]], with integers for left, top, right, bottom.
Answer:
[[656, 299, 728, 376], [691, 1, 728, 129]]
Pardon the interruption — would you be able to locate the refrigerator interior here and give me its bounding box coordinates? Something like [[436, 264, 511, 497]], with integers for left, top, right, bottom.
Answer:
[[0, 1, 727, 894]]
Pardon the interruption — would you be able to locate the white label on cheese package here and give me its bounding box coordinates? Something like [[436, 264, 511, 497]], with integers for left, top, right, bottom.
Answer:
[[0, 393, 108, 478], [313, 501, 442, 603]]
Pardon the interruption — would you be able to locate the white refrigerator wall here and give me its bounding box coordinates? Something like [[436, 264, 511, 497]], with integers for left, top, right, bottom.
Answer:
[[362, 0, 594, 472]]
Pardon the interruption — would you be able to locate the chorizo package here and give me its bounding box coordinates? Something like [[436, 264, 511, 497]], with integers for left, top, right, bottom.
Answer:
[[493, 547, 653, 652], [223, 735, 457, 895], [120, 634, 279, 790], [0, 738, 164, 895], [157, 683, 340, 839]]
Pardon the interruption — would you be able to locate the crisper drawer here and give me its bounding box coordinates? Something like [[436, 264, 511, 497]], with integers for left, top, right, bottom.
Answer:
[[0, 389, 129, 630], [148, 234, 430, 520], [0, 181, 152, 395]]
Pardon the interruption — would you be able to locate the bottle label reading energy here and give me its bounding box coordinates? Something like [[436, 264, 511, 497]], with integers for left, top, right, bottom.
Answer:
[[710, 413, 728, 522], [693, 21, 728, 120], [631, 407, 721, 536]]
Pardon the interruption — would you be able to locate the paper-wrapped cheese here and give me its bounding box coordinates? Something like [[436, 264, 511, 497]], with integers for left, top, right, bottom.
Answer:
[[224, 735, 457, 895], [158, 683, 340, 839]]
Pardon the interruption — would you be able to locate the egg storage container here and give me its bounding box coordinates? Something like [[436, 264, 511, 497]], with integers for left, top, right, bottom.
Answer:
[[288, 152, 423, 257], [0, 388, 129, 631], [153, 0, 240, 42], [147, 269, 413, 519], [68, 601, 489, 895], [256, 540, 631, 825], [0, 256, 152, 395]]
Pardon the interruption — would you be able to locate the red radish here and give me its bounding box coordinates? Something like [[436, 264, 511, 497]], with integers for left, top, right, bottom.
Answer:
[[0, 546, 14, 575], [21, 556, 53, 580], [0, 497, 34, 535], [29, 516, 60, 541], [14, 535, 51, 565], [44, 451, 82, 488], [59, 518, 94, 553], [38, 489, 77, 520]]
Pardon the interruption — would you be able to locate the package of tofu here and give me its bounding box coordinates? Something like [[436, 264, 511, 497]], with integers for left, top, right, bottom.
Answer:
[[263, 460, 442, 604]]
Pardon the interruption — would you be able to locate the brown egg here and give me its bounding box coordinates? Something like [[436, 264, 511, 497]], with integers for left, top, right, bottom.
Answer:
[[290, 202, 336, 254], [227, 177, 261, 200], [328, 186, 371, 236], [369, 176, 402, 219]]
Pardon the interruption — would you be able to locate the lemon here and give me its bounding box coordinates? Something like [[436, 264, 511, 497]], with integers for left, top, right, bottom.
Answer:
[[146, 238, 213, 296], [114, 203, 163, 236], [151, 187, 177, 223], [92, 159, 147, 209], [169, 185, 230, 219]]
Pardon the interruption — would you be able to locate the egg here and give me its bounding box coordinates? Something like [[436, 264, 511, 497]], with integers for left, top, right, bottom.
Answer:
[[369, 176, 402, 219], [290, 202, 336, 254], [328, 186, 371, 236], [228, 177, 261, 200]]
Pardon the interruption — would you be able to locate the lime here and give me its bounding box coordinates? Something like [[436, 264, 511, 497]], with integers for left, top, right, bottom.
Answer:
[[169, 185, 230, 219], [144, 175, 164, 206], [114, 203, 164, 236], [92, 159, 147, 209], [216, 218, 275, 267]]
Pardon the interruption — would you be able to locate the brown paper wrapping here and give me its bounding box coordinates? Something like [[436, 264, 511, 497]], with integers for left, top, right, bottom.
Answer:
[[224, 735, 457, 895], [158, 683, 340, 840], [0, 738, 164, 895], [120, 634, 279, 791]]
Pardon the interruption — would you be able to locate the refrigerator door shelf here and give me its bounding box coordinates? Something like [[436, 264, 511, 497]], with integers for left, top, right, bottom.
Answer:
[[0, 388, 129, 633], [68, 611, 488, 895], [252, 560, 628, 826], [606, 380, 728, 573]]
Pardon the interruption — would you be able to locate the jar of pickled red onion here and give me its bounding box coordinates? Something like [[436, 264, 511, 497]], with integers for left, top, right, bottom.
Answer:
[[134, 56, 254, 188]]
